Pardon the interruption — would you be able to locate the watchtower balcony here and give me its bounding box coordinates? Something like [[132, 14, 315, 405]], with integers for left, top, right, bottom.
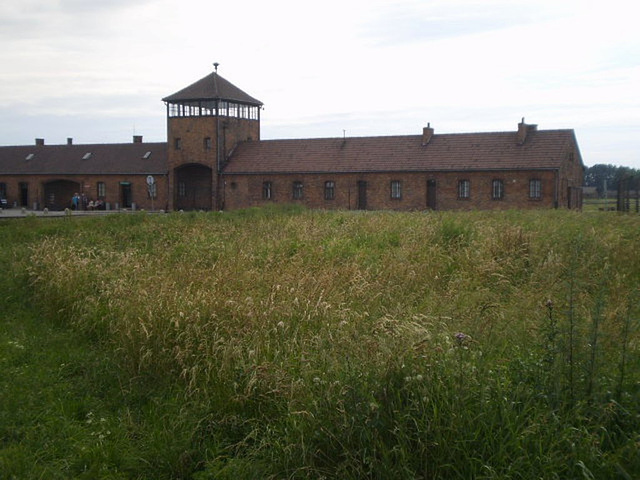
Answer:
[[166, 100, 260, 120]]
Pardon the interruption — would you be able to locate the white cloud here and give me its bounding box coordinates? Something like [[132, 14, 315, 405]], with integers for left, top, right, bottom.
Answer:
[[0, 0, 638, 168]]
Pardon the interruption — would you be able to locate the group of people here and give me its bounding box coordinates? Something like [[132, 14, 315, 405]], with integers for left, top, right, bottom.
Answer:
[[71, 193, 105, 211]]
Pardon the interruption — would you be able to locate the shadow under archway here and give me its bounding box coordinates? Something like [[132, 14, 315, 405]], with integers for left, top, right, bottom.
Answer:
[[175, 164, 213, 211], [44, 179, 82, 210]]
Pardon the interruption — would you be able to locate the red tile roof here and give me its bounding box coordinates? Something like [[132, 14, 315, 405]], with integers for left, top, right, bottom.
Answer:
[[0, 142, 168, 175], [162, 72, 262, 106], [223, 129, 581, 174], [0, 128, 581, 178]]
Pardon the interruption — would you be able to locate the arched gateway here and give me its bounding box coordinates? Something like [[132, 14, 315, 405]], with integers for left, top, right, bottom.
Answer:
[[174, 164, 213, 211], [44, 179, 80, 210]]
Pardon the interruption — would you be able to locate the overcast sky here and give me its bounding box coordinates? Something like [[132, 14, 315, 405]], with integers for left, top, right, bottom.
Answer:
[[0, 0, 638, 168]]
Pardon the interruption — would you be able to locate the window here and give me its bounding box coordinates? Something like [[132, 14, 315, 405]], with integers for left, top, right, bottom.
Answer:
[[204, 137, 212, 150], [178, 181, 186, 198], [324, 181, 335, 200], [97, 182, 106, 199], [0, 182, 6, 200], [174, 138, 182, 150], [458, 179, 470, 199], [148, 182, 157, 199], [390, 180, 402, 199], [492, 179, 504, 200], [293, 181, 303, 200], [262, 181, 272, 200], [142, 151, 152, 159], [529, 179, 542, 199], [82, 152, 92, 160]]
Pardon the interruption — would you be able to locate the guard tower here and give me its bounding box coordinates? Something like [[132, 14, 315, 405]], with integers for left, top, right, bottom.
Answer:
[[162, 65, 262, 210]]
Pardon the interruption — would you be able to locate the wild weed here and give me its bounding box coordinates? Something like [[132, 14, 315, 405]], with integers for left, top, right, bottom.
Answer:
[[11, 208, 640, 478]]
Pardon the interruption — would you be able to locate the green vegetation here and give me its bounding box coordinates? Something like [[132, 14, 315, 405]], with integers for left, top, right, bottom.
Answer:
[[1, 207, 639, 479], [584, 163, 639, 195]]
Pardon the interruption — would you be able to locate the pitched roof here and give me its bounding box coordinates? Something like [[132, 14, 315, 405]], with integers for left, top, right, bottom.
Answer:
[[0, 142, 168, 175], [223, 129, 581, 174], [162, 72, 262, 106]]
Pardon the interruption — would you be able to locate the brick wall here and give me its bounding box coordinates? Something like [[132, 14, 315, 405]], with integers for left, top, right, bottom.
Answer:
[[558, 143, 585, 209], [0, 173, 168, 211], [222, 169, 561, 211], [166, 116, 260, 210]]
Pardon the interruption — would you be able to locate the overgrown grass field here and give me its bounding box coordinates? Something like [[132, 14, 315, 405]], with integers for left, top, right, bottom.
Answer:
[[1, 207, 638, 478]]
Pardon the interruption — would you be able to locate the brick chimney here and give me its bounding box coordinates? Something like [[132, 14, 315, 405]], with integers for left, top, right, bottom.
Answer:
[[517, 118, 537, 145], [422, 123, 434, 145], [133, 135, 143, 143], [67, 138, 73, 145], [35, 138, 45, 146]]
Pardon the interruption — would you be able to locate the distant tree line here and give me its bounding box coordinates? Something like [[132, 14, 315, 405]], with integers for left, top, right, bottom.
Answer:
[[584, 164, 640, 196]]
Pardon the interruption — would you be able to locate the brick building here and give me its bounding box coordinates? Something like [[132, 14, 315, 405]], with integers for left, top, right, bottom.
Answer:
[[0, 68, 584, 211], [0, 137, 167, 211]]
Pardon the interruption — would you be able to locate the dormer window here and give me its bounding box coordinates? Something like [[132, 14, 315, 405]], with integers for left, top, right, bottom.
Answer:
[[82, 152, 92, 160]]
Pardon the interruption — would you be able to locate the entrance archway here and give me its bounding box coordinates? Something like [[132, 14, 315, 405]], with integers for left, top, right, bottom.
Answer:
[[44, 179, 81, 210], [175, 164, 213, 211]]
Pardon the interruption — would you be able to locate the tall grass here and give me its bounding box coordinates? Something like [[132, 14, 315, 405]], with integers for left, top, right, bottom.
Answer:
[[7, 208, 640, 478]]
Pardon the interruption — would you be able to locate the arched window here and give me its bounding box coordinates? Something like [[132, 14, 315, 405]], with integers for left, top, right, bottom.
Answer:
[[492, 179, 504, 200], [293, 181, 304, 200], [390, 180, 402, 199], [324, 181, 335, 200], [263, 181, 273, 200], [529, 179, 542, 199], [458, 179, 470, 199]]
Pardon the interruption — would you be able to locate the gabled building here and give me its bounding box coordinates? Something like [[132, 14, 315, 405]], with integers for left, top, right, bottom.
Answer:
[[222, 123, 584, 210], [0, 68, 584, 211], [0, 137, 167, 211]]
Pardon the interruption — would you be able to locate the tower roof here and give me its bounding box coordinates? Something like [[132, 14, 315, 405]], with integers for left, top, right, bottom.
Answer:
[[162, 71, 262, 106]]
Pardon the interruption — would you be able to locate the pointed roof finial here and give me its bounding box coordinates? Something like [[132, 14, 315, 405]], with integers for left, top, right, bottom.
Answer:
[[213, 62, 219, 73]]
